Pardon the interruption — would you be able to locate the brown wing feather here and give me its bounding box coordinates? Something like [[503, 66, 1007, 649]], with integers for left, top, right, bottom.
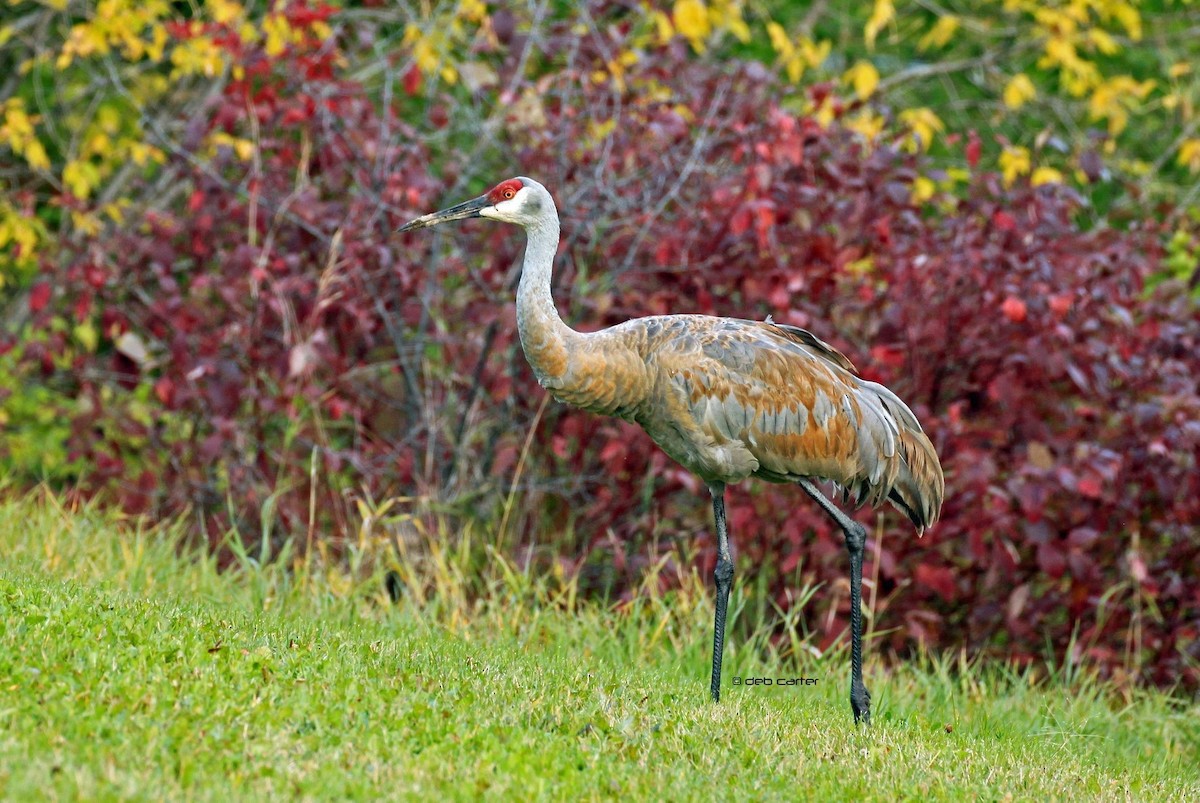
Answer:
[[617, 314, 942, 531]]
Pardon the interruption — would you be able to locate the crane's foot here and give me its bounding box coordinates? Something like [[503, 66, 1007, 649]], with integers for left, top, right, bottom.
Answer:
[[851, 679, 871, 725]]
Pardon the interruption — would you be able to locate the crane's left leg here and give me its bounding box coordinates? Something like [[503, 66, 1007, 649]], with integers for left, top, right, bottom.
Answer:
[[798, 478, 871, 725], [708, 482, 734, 703]]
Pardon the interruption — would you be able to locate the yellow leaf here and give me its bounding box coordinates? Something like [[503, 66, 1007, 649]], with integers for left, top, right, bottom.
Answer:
[[74, 322, 99, 353], [1087, 29, 1119, 56], [1112, 2, 1142, 41], [800, 37, 831, 68], [63, 160, 102, 199], [845, 257, 874, 275], [460, 0, 488, 23], [814, 97, 836, 128], [1031, 167, 1063, 186], [71, 210, 102, 236], [263, 14, 292, 57], [844, 60, 879, 101], [24, 140, 50, 171], [918, 15, 959, 51], [651, 11, 674, 43], [210, 0, 243, 25], [146, 23, 168, 62], [910, 175, 936, 203], [845, 110, 884, 141], [864, 0, 894, 51], [1169, 62, 1191, 79], [999, 146, 1031, 186], [709, 0, 751, 43], [673, 0, 710, 53], [898, 107, 943, 152], [1178, 139, 1200, 172], [1003, 74, 1037, 110], [766, 21, 791, 56]]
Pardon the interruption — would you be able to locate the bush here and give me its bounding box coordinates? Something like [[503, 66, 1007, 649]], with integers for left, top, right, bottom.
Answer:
[[8, 1, 1199, 687]]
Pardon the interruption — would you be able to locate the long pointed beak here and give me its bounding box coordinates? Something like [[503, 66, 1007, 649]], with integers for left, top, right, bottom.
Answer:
[[397, 195, 491, 232]]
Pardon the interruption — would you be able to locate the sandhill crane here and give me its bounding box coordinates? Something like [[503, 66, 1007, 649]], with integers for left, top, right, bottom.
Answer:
[[398, 176, 944, 724]]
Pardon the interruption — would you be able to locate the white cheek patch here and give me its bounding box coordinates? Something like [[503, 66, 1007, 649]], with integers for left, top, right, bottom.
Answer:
[[482, 185, 530, 219]]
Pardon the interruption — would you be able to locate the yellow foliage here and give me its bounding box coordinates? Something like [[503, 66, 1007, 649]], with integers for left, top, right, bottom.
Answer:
[[1088, 76, 1155, 135], [56, 0, 172, 68], [460, 0, 489, 24], [70, 210, 102, 237], [910, 175, 937, 204], [1003, 74, 1037, 109], [767, 22, 830, 84], [263, 13, 303, 58], [1178, 139, 1200, 173], [668, 0, 750, 52], [127, 141, 164, 167], [864, 0, 894, 51], [918, 15, 959, 52], [209, 132, 256, 161], [1110, 1, 1142, 40], [845, 109, 885, 141], [1000, 146, 1031, 186], [844, 61, 880, 100], [1168, 62, 1191, 79], [707, 0, 751, 43], [403, 24, 458, 84], [898, 107, 943, 152], [813, 97, 837, 128], [1, 99, 51, 170], [1086, 28, 1119, 56], [74, 322, 99, 354], [1031, 166, 1064, 185], [0, 201, 44, 261], [209, 0, 244, 25], [673, 0, 711, 53], [64, 160, 103, 200], [651, 11, 674, 44], [170, 35, 225, 78]]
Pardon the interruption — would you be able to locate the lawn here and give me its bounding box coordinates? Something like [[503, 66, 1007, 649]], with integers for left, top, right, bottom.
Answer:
[[1, 493, 1197, 800]]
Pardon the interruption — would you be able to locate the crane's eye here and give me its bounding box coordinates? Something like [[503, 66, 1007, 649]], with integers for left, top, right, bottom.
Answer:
[[503, 189, 515, 199]]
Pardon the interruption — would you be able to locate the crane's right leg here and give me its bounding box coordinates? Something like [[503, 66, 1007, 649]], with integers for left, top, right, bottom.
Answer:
[[709, 482, 734, 703], [798, 478, 871, 725]]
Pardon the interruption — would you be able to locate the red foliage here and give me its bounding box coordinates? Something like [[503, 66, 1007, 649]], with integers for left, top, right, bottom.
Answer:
[[14, 2, 1200, 687]]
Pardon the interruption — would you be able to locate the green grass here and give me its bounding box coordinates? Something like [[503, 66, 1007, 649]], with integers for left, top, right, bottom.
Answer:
[[1, 493, 1197, 801]]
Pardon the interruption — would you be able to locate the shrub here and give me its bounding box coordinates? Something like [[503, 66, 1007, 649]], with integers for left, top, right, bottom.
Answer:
[[8, 1, 1199, 687]]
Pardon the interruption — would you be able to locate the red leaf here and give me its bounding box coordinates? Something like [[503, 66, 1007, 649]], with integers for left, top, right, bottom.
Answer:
[[992, 210, 1017, 231], [1049, 293, 1072, 318], [915, 563, 957, 601], [1037, 543, 1067, 578], [403, 64, 422, 96], [1077, 475, 1103, 499], [1001, 295, 1027, 322], [154, 377, 175, 406], [966, 131, 981, 168], [29, 281, 51, 313]]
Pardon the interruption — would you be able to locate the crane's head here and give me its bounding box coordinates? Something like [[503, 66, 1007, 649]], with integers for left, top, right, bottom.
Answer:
[[397, 176, 554, 233]]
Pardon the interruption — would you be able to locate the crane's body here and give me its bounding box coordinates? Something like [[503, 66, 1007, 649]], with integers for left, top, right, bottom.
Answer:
[[399, 176, 945, 724]]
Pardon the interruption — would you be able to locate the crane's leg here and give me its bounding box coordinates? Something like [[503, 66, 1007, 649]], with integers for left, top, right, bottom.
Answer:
[[708, 482, 734, 703], [798, 478, 871, 725]]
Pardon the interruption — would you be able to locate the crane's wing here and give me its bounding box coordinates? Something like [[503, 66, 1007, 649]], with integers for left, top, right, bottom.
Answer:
[[641, 315, 942, 530], [764, 320, 857, 374]]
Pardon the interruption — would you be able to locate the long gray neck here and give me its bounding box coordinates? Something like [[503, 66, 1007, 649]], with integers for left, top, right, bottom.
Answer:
[[515, 213, 578, 384]]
